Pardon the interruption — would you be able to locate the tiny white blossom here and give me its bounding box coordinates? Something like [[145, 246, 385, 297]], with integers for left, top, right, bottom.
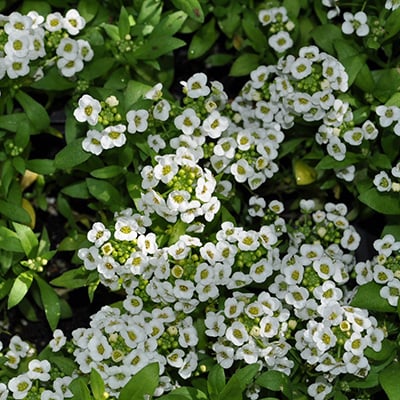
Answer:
[[342, 11, 369, 37]]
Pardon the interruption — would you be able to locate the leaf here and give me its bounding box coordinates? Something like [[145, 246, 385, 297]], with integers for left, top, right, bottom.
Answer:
[[160, 387, 208, 400], [70, 377, 92, 400], [25, 159, 55, 175], [188, 18, 219, 59], [30, 67, 76, 91], [86, 178, 123, 207], [15, 90, 50, 132], [256, 370, 292, 397], [383, 8, 400, 41], [118, 6, 130, 38], [170, 0, 204, 23], [229, 53, 260, 77], [350, 282, 396, 312], [90, 165, 125, 179], [0, 113, 28, 132], [119, 362, 159, 400], [358, 188, 400, 215], [137, 0, 162, 24], [311, 24, 342, 54], [152, 10, 188, 37], [380, 362, 400, 400], [372, 69, 400, 103], [124, 80, 153, 108], [315, 153, 361, 169], [34, 275, 61, 330], [365, 339, 397, 362], [62, 181, 91, 199], [208, 365, 225, 400], [51, 268, 93, 289], [0, 199, 31, 225], [90, 368, 105, 400], [242, 10, 268, 51], [12, 222, 38, 258], [293, 159, 317, 185], [54, 139, 91, 169], [133, 36, 186, 60], [78, 0, 99, 22], [8, 271, 34, 309], [0, 226, 24, 252]]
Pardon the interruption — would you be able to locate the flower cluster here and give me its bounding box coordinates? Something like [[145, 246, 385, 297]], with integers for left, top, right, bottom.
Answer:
[[0, 331, 75, 400], [0, 9, 92, 81], [258, 5, 295, 53], [70, 196, 386, 397], [355, 234, 400, 307]]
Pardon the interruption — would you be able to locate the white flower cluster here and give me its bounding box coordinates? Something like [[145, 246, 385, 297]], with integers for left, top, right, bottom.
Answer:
[[0, 9, 92, 80], [71, 198, 386, 397], [258, 6, 295, 53], [355, 234, 400, 306], [0, 331, 74, 400]]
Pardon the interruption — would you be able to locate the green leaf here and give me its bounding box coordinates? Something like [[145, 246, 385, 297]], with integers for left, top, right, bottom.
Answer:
[[51, 268, 93, 290], [134, 35, 186, 60], [170, 0, 204, 23], [188, 18, 219, 59], [25, 159, 55, 175], [70, 377, 92, 400], [380, 362, 400, 400], [0, 113, 27, 133], [78, 0, 99, 22], [383, 8, 400, 41], [30, 67, 76, 91], [365, 339, 397, 362], [118, 6, 130, 38], [208, 365, 225, 400], [8, 271, 34, 309], [351, 282, 396, 312], [137, 0, 162, 24], [34, 275, 60, 330], [15, 90, 50, 132], [372, 69, 400, 103], [62, 181, 91, 199], [153, 10, 188, 36], [160, 387, 208, 400], [0, 226, 24, 252], [0, 199, 31, 225], [119, 362, 159, 400], [256, 370, 292, 398], [54, 139, 91, 169], [358, 188, 400, 215], [12, 222, 38, 258], [124, 80, 153, 108], [311, 24, 342, 54], [242, 10, 268, 52], [315, 153, 361, 169], [86, 178, 123, 207], [229, 53, 260, 77], [90, 368, 105, 400], [90, 165, 125, 179]]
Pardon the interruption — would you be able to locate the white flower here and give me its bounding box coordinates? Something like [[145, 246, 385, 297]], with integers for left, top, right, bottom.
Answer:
[[41, 390, 63, 400], [49, 329, 67, 352], [373, 264, 393, 284], [145, 82, 163, 100], [53, 376, 73, 398], [8, 374, 32, 399], [376, 104, 400, 127], [9, 335, 31, 357], [0, 383, 7, 400], [126, 109, 149, 133], [259, 315, 280, 338], [147, 134, 166, 152], [82, 129, 104, 155], [362, 119, 379, 140], [100, 124, 127, 149], [174, 108, 201, 135], [4, 32, 31, 59], [386, 0, 400, 10], [153, 99, 171, 121], [63, 9, 86, 35], [226, 321, 249, 346], [373, 171, 392, 192], [74, 94, 101, 125], [213, 342, 235, 369], [268, 31, 293, 53], [341, 228, 361, 251], [87, 222, 111, 247], [290, 57, 313, 80], [153, 155, 179, 184], [202, 111, 229, 138], [45, 12, 64, 31], [205, 312, 227, 337], [27, 359, 51, 381], [307, 378, 332, 400], [230, 158, 253, 183], [201, 196, 221, 222], [183, 72, 210, 98], [57, 56, 84, 77], [56, 37, 79, 60], [114, 216, 138, 241], [5, 56, 30, 79], [342, 11, 369, 37], [77, 39, 94, 61], [327, 136, 346, 161]]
